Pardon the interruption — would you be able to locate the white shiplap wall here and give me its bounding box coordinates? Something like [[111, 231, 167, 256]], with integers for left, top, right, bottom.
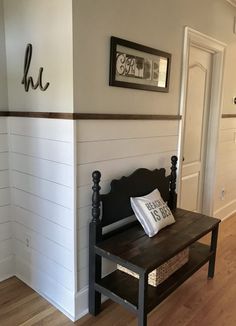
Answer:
[[76, 119, 179, 318], [0, 117, 13, 281], [8, 117, 77, 319], [214, 118, 236, 219]]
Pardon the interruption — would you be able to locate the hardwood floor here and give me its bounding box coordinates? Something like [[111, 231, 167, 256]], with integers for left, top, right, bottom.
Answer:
[[1, 215, 236, 325]]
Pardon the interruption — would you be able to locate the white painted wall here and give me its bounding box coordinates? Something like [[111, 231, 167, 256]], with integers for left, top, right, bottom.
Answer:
[[9, 117, 77, 319], [0, 1, 12, 281], [76, 119, 179, 318], [214, 29, 236, 218], [0, 118, 13, 281], [214, 118, 236, 219], [3, 0, 73, 112], [222, 42, 236, 114]]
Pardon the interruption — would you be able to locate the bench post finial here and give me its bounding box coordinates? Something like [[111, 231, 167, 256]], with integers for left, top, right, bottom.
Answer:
[[169, 155, 178, 210], [89, 171, 102, 315], [92, 170, 101, 223]]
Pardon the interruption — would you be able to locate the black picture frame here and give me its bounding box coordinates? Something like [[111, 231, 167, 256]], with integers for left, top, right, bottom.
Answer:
[[109, 36, 171, 93]]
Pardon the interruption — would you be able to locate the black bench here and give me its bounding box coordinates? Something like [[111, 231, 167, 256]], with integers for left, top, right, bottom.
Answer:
[[89, 156, 220, 326]]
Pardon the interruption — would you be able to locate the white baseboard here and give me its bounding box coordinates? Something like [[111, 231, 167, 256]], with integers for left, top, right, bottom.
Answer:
[[14, 257, 76, 321], [0, 251, 90, 323], [74, 286, 108, 321], [0, 255, 14, 282], [214, 199, 236, 220], [16, 272, 77, 322], [75, 286, 89, 321]]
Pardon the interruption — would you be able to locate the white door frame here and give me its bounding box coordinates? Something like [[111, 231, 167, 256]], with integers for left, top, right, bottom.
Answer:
[[178, 27, 226, 215]]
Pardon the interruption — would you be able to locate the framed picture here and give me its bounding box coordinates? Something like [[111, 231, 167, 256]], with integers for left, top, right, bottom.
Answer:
[[109, 36, 171, 92]]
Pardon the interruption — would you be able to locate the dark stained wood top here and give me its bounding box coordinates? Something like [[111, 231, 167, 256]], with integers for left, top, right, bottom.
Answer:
[[96, 242, 213, 313], [222, 114, 236, 118], [0, 111, 182, 120], [95, 208, 220, 273], [73, 113, 182, 120]]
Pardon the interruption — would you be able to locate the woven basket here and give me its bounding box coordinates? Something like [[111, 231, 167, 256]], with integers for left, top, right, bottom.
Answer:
[[117, 247, 189, 287]]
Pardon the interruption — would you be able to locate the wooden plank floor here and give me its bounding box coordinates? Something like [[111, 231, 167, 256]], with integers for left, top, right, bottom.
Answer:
[[1, 214, 236, 326]]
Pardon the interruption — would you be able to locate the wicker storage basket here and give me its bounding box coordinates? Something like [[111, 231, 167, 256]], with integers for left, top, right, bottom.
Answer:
[[117, 247, 189, 287]]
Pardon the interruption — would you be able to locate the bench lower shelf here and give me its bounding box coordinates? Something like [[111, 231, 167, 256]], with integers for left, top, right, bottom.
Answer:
[[95, 242, 213, 314]]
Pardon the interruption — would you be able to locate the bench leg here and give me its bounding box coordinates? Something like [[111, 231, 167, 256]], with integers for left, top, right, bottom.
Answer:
[[89, 253, 101, 315], [208, 224, 219, 279], [138, 272, 148, 326]]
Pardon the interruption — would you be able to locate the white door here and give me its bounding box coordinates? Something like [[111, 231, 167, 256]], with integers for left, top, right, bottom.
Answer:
[[180, 45, 213, 212]]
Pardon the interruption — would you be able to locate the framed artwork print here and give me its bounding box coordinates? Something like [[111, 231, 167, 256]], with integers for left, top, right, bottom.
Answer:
[[109, 36, 171, 92]]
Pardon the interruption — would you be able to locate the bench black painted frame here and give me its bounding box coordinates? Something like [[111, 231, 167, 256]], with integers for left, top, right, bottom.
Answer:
[[88, 156, 220, 326]]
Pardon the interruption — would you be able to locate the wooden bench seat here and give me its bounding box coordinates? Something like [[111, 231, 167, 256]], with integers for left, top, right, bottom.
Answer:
[[96, 208, 219, 273]]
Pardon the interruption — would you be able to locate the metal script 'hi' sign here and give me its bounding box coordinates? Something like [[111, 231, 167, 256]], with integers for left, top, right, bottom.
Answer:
[[21, 43, 50, 92]]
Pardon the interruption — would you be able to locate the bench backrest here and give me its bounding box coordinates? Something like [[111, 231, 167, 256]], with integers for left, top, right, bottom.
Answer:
[[91, 156, 178, 232]]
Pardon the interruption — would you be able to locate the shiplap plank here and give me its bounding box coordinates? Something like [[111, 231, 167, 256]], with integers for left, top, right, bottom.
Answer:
[[12, 189, 73, 230], [216, 161, 236, 178], [217, 140, 236, 166], [12, 171, 73, 209], [218, 141, 236, 154], [77, 206, 90, 230], [8, 117, 76, 316], [0, 153, 9, 170], [214, 123, 236, 215], [0, 118, 7, 134], [77, 152, 175, 187], [219, 129, 236, 143], [217, 152, 236, 165], [13, 222, 73, 271], [0, 134, 8, 152], [9, 117, 74, 142], [77, 225, 89, 251], [77, 266, 88, 290], [215, 179, 236, 194], [11, 153, 73, 187], [15, 258, 74, 316], [220, 118, 236, 130], [77, 120, 179, 142], [76, 119, 180, 292], [13, 206, 73, 250], [10, 135, 73, 165], [77, 247, 88, 271], [78, 136, 177, 164], [0, 256, 14, 282], [0, 206, 10, 224], [0, 239, 12, 261], [214, 194, 236, 211], [14, 239, 73, 291], [0, 107, 10, 285], [77, 259, 115, 290], [0, 188, 10, 206], [0, 222, 12, 242], [0, 170, 9, 188]]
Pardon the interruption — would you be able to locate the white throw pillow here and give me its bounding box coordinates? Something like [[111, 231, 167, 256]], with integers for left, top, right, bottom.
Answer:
[[130, 189, 175, 237]]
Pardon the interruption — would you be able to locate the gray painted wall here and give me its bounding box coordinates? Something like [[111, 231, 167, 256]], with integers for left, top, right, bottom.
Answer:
[[73, 0, 236, 115]]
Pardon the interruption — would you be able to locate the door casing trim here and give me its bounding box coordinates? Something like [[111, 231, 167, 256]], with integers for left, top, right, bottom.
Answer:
[[178, 27, 226, 215]]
